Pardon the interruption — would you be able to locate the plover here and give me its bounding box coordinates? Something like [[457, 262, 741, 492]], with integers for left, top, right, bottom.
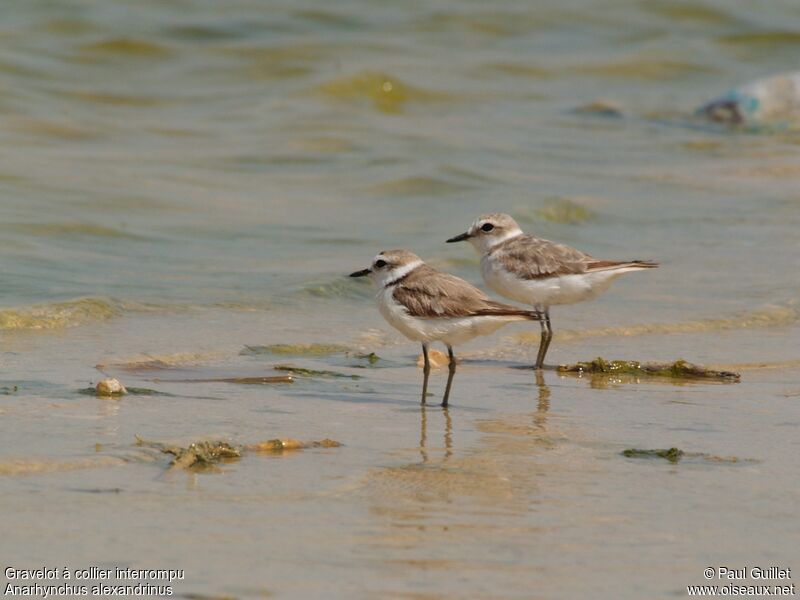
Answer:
[[447, 213, 658, 369], [350, 249, 540, 406]]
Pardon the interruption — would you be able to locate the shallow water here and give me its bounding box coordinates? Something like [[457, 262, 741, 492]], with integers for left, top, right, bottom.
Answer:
[[1, 1, 799, 598]]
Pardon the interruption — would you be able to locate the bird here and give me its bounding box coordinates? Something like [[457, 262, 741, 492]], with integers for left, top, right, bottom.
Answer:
[[447, 213, 658, 369], [350, 249, 540, 406]]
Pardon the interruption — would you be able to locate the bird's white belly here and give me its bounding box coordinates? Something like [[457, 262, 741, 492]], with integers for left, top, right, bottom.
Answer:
[[377, 288, 518, 346], [482, 257, 627, 307]]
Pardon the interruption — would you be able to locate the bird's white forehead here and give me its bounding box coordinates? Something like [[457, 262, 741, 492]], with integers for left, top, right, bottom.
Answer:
[[374, 252, 402, 269], [470, 217, 486, 231], [373, 252, 399, 265], [374, 250, 421, 266], [471, 213, 518, 231]]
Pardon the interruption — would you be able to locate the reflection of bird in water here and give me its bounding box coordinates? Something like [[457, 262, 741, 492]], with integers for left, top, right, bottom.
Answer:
[[533, 370, 550, 431], [419, 405, 453, 463]]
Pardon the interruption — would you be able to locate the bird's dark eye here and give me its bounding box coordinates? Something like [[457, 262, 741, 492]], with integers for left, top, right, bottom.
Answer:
[[374, 259, 387, 268], [481, 223, 495, 232]]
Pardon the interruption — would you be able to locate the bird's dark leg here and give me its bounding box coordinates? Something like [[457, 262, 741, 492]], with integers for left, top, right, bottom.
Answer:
[[421, 342, 431, 404], [542, 309, 553, 360], [441, 345, 457, 407], [535, 308, 552, 370], [534, 305, 546, 369]]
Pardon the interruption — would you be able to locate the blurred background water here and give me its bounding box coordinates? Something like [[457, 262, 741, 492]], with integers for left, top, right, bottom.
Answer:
[[1, 1, 799, 598], [1, 0, 799, 329]]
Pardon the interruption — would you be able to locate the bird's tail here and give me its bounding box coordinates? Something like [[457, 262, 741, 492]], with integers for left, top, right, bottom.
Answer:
[[586, 259, 658, 272], [475, 304, 542, 320], [629, 260, 659, 268]]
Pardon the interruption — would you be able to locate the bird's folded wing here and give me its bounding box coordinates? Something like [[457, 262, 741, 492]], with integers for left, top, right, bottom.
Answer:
[[392, 266, 532, 318], [493, 235, 595, 279], [471, 300, 539, 318]]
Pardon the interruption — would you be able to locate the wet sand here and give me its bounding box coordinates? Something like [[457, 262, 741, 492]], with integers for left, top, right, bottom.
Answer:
[[2, 311, 799, 598]]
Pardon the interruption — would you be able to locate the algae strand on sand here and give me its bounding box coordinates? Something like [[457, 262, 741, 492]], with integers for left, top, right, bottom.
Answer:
[[136, 436, 343, 472], [135, 437, 241, 471], [241, 343, 349, 356], [622, 447, 684, 463], [621, 448, 754, 465], [273, 365, 361, 379], [151, 375, 294, 384], [558, 357, 740, 381]]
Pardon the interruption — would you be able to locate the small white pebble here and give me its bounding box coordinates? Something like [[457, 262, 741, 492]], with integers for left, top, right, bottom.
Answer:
[[96, 378, 127, 396]]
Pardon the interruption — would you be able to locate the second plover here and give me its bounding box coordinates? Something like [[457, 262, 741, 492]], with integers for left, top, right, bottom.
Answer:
[[350, 249, 540, 406], [447, 213, 658, 369]]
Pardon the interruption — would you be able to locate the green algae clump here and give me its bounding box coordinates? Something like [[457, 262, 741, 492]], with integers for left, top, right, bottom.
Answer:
[[169, 441, 240, 468], [135, 437, 241, 471], [136, 436, 343, 472], [558, 357, 740, 381], [561, 357, 642, 374], [668, 359, 692, 377], [351, 351, 380, 365], [622, 447, 684, 463], [621, 448, 755, 465], [79, 385, 171, 397], [274, 365, 361, 379], [242, 343, 349, 356]]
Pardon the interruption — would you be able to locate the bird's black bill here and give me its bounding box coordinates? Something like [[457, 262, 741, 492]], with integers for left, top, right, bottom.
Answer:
[[446, 232, 471, 243], [349, 268, 371, 277]]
